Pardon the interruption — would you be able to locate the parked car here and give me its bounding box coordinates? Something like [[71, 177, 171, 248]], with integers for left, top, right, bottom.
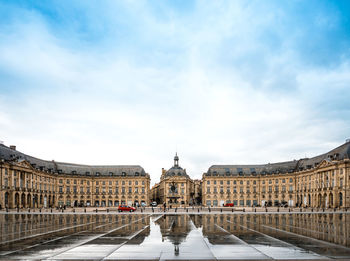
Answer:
[[118, 205, 136, 212], [151, 201, 157, 207], [223, 203, 234, 207]]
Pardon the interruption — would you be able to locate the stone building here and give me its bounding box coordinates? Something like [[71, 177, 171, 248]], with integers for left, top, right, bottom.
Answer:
[[202, 140, 350, 208], [151, 153, 195, 207], [0, 144, 150, 208]]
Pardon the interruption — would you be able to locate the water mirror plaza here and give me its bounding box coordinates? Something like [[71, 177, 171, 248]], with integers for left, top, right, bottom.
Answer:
[[0, 210, 350, 260]]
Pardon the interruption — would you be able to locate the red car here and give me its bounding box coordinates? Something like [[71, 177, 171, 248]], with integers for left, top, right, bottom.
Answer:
[[118, 205, 136, 212], [223, 203, 234, 207]]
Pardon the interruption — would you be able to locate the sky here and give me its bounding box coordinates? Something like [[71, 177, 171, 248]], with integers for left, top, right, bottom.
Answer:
[[0, 0, 350, 185]]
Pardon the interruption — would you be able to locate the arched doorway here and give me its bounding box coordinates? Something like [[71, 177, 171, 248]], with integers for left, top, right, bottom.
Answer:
[[27, 194, 31, 208], [21, 193, 26, 208], [15, 193, 20, 208], [5, 192, 9, 208], [318, 194, 322, 207], [339, 192, 343, 207], [329, 193, 333, 208]]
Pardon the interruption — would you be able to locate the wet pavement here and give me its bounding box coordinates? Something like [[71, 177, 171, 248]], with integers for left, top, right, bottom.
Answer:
[[0, 213, 349, 260]]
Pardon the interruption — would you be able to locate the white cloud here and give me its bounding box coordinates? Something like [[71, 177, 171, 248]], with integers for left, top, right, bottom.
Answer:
[[0, 1, 349, 185]]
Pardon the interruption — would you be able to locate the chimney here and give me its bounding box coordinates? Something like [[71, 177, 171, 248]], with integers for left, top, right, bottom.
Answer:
[[10, 145, 16, 151]]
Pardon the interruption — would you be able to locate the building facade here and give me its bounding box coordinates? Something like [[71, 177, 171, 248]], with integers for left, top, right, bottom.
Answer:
[[1, 140, 350, 209], [202, 141, 350, 208], [151, 154, 195, 207], [0, 144, 150, 209]]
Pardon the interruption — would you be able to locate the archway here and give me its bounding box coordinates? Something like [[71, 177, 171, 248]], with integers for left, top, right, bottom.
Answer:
[[339, 192, 343, 207], [21, 193, 26, 208], [15, 193, 19, 208], [27, 194, 31, 208], [329, 193, 333, 208], [5, 192, 9, 208], [323, 193, 328, 208], [318, 194, 322, 208]]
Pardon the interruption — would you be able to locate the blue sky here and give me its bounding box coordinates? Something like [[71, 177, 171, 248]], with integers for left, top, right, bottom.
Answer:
[[0, 0, 350, 183]]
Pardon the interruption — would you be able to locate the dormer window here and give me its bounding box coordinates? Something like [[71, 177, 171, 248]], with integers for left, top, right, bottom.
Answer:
[[135, 172, 139, 176], [72, 170, 77, 174], [58, 169, 62, 174], [94, 172, 98, 176], [109, 172, 113, 176], [122, 172, 126, 176]]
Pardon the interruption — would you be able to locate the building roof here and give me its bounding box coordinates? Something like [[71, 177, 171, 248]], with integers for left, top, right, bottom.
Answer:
[[162, 153, 190, 179], [205, 141, 350, 177], [0, 144, 147, 177]]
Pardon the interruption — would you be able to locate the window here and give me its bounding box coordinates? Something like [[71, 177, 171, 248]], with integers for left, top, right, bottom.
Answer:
[[74, 180, 77, 184], [282, 178, 285, 183], [96, 187, 99, 193], [233, 180, 237, 185], [122, 187, 125, 193], [142, 181, 145, 185], [289, 178, 293, 183], [207, 180, 210, 185], [214, 180, 217, 185], [227, 180, 230, 185], [66, 186, 70, 193], [96, 181, 99, 185], [220, 180, 223, 185], [59, 186, 63, 193], [73, 186, 77, 193], [268, 186, 272, 192], [122, 181, 125, 185], [135, 187, 138, 193], [207, 187, 210, 193], [80, 187, 84, 193], [275, 179, 278, 184], [87, 187, 90, 193], [129, 181, 132, 185], [81, 180, 84, 184], [59, 179, 63, 184], [142, 187, 145, 193], [135, 181, 138, 185], [128, 187, 132, 193], [213, 187, 217, 193], [67, 179, 70, 184], [233, 186, 237, 193], [87, 181, 90, 185], [115, 181, 118, 185], [240, 187, 243, 193], [269, 180, 272, 184], [115, 187, 119, 193], [289, 185, 293, 192], [240, 181, 243, 185], [102, 181, 105, 185], [181, 183, 184, 186]]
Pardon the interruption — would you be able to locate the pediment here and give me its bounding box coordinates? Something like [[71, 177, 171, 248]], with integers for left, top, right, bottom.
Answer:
[[14, 159, 35, 170], [316, 159, 332, 169]]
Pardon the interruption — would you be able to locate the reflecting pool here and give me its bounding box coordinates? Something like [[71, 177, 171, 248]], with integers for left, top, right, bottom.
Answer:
[[0, 213, 349, 260]]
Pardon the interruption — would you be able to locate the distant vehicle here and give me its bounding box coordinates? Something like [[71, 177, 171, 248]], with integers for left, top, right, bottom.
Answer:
[[151, 202, 157, 207], [118, 205, 136, 212], [223, 203, 234, 207]]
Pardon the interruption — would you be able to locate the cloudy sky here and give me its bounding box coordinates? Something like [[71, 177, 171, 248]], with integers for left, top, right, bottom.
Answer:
[[0, 0, 350, 184]]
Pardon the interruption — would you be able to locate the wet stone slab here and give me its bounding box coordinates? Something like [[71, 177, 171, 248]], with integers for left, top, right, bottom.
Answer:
[[0, 213, 349, 260]]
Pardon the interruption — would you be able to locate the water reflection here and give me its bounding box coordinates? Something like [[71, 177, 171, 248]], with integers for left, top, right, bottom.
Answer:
[[0, 213, 349, 260]]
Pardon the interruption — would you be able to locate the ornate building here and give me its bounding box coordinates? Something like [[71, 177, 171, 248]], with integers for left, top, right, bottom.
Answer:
[[151, 154, 195, 207], [0, 144, 150, 208], [1, 140, 349, 209], [202, 140, 350, 208]]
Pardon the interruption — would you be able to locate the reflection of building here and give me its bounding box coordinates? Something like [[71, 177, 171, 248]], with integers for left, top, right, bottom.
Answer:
[[151, 154, 195, 206], [0, 144, 150, 208], [199, 213, 350, 247], [0, 214, 150, 243], [202, 141, 350, 208]]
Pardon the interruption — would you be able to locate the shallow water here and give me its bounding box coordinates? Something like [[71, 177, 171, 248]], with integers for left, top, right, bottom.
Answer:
[[0, 213, 349, 260]]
